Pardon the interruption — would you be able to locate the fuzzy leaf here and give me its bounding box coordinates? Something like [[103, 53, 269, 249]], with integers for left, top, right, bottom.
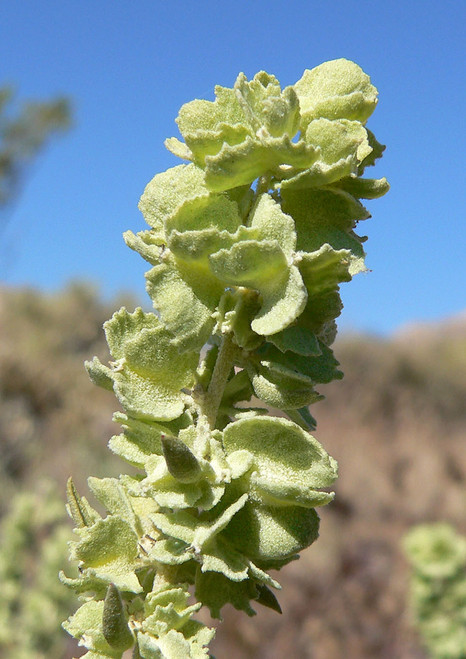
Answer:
[[139, 164, 210, 230], [104, 308, 197, 421], [210, 242, 307, 336], [223, 417, 337, 507], [258, 339, 343, 385], [204, 134, 317, 192], [195, 570, 258, 618], [145, 255, 217, 352], [85, 357, 114, 391], [63, 600, 122, 657], [294, 58, 378, 128], [247, 361, 321, 410], [331, 175, 390, 199], [250, 192, 296, 255], [267, 326, 321, 355], [165, 193, 241, 235], [88, 477, 139, 533], [281, 187, 369, 274], [222, 501, 320, 563], [66, 477, 101, 528], [109, 412, 191, 468], [72, 516, 142, 593]]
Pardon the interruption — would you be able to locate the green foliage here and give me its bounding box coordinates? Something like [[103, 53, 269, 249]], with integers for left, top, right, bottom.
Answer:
[[404, 524, 466, 659], [63, 59, 387, 657], [0, 483, 76, 659], [0, 86, 71, 206]]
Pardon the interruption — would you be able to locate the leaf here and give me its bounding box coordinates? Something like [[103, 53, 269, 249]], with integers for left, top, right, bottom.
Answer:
[[281, 187, 369, 274], [88, 477, 140, 533], [250, 192, 296, 255], [221, 500, 320, 563], [123, 229, 165, 266], [109, 412, 191, 468], [209, 241, 307, 336], [267, 326, 321, 355], [204, 134, 317, 192], [258, 338, 344, 385], [138, 164, 210, 230], [63, 600, 123, 658], [247, 361, 321, 410], [305, 118, 372, 168], [255, 584, 282, 614], [195, 570, 258, 619], [176, 84, 250, 163], [103, 308, 198, 421], [294, 58, 378, 128], [222, 417, 337, 507], [331, 175, 390, 199], [165, 193, 241, 235], [66, 477, 101, 528], [85, 357, 114, 391], [200, 537, 250, 582], [145, 255, 217, 352], [72, 516, 142, 593]]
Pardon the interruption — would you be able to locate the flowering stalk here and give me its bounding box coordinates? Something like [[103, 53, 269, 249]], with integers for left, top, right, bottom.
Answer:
[[62, 59, 388, 658]]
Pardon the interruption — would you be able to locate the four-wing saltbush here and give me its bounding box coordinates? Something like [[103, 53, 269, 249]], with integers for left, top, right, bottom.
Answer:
[[62, 59, 388, 658]]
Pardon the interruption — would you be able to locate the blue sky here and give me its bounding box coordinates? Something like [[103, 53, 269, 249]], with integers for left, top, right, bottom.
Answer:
[[1, 0, 464, 335]]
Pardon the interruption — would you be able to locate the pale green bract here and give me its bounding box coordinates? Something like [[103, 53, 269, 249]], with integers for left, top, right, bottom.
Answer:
[[63, 59, 388, 658]]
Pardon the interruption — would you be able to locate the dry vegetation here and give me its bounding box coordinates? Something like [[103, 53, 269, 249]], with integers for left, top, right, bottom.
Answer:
[[0, 284, 464, 659]]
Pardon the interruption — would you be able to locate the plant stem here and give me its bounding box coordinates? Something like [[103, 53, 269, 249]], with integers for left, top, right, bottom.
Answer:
[[203, 333, 238, 429]]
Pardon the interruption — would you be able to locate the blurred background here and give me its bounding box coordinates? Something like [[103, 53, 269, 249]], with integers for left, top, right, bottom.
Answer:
[[0, 1, 465, 657]]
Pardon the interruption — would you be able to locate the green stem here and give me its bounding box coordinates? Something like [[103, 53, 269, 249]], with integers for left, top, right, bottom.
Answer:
[[203, 333, 238, 429]]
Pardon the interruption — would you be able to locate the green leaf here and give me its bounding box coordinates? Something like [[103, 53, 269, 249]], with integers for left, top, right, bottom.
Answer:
[[267, 326, 321, 355], [103, 308, 197, 421], [223, 417, 337, 507], [294, 58, 378, 128], [176, 84, 250, 163], [281, 187, 369, 274], [195, 570, 258, 619], [247, 361, 321, 410], [210, 241, 307, 336], [200, 537, 250, 582], [255, 583, 282, 614], [358, 129, 386, 172], [63, 600, 123, 657], [123, 229, 165, 266], [109, 412, 191, 468], [85, 357, 114, 391], [224, 501, 321, 563], [72, 516, 142, 593], [138, 164, 210, 230], [305, 118, 372, 168], [88, 477, 139, 533], [164, 136, 193, 160], [165, 193, 241, 235], [66, 477, 101, 528], [331, 175, 390, 199], [145, 255, 218, 352], [258, 338, 343, 385], [204, 134, 317, 192], [250, 192, 296, 255]]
